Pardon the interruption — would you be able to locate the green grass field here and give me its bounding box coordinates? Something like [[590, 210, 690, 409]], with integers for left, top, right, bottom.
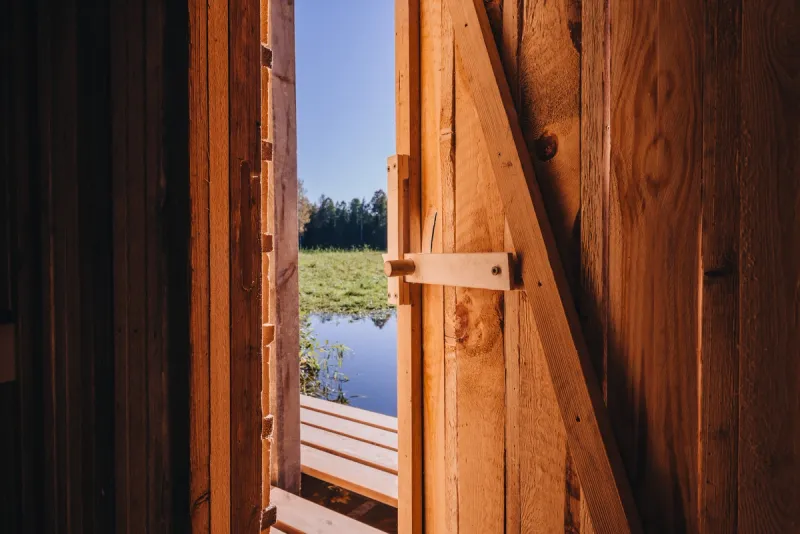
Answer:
[[299, 249, 392, 318]]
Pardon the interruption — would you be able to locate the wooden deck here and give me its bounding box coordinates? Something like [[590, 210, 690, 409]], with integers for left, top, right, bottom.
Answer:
[[299, 394, 399, 508], [271, 486, 384, 533]]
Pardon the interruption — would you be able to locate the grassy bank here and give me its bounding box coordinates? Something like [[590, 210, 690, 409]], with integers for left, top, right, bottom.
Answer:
[[299, 248, 392, 319]]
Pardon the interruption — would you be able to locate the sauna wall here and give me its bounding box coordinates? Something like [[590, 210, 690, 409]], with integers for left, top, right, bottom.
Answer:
[[418, 0, 799, 532]]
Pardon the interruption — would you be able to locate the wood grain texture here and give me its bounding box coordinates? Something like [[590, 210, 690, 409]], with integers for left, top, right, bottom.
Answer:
[[208, 0, 232, 530], [419, 1, 446, 530], [268, 0, 301, 493], [229, 0, 263, 529], [737, 0, 800, 530], [395, 0, 423, 531], [609, 0, 702, 529], [446, 1, 641, 531], [699, 0, 741, 530], [454, 55, 506, 533], [189, 0, 211, 530]]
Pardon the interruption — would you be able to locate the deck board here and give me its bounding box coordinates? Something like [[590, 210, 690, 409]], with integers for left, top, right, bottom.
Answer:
[[301, 445, 398, 507], [300, 407, 398, 451], [300, 395, 398, 432], [271, 487, 384, 533], [301, 424, 398, 474]]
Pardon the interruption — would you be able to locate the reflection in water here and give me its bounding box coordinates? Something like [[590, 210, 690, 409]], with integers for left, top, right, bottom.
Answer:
[[307, 313, 397, 417]]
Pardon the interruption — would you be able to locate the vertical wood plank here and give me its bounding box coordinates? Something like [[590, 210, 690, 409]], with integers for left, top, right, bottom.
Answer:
[[208, 0, 232, 531], [395, 0, 423, 532], [514, 0, 583, 530], [737, 0, 800, 530], [699, 0, 741, 530], [579, 0, 609, 531], [259, 0, 272, 519], [268, 0, 301, 493], [609, 0, 703, 528], [229, 0, 263, 529], [453, 55, 506, 533], [189, 0, 211, 530], [420, 0, 446, 529]]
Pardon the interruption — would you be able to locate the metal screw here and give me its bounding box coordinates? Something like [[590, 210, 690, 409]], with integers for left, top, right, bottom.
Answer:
[[491, 265, 501, 276]]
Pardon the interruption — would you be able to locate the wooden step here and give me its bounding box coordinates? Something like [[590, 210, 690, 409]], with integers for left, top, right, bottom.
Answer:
[[271, 487, 383, 534], [301, 407, 398, 451], [300, 395, 398, 432], [301, 445, 398, 507], [301, 424, 398, 474]]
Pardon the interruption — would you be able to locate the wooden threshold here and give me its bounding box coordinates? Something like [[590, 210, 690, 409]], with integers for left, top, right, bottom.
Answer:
[[299, 395, 399, 508], [271, 487, 383, 534]]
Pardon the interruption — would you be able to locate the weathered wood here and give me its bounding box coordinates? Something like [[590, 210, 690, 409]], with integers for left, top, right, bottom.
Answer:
[[737, 0, 800, 529], [268, 0, 301, 493], [207, 0, 232, 530], [609, 0, 703, 528], [188, 0, 211, 530], [445, 1, 641, 531], [699, 0, 741, 530], [229, 0, 263, 529], [395, 0, 423, 531]]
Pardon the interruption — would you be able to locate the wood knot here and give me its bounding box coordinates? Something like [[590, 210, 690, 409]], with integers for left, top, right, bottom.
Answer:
[[534, 132, 558, 161]]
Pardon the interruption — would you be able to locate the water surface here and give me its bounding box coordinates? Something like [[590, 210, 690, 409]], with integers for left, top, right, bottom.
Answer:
[[309, 313, 397, 417]]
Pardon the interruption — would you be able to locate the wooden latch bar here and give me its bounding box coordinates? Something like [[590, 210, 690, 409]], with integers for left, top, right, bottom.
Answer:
[[386, 154, 411, 305], [385, 252, 514, 291], [444, 1, 643, 533]]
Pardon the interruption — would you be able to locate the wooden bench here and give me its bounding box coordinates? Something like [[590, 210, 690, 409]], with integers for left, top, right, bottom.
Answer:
[[271, 487, 383, 533], [299, 395, 399, 508]]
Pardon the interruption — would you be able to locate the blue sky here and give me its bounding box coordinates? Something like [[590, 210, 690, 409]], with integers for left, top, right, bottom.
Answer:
[[295, 1, 395, 204]]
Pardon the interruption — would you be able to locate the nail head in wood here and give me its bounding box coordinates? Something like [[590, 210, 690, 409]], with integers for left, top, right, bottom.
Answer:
[[261, 139, 273, 162], [384, 259, 416, 277], [262, 233, 273, 253]]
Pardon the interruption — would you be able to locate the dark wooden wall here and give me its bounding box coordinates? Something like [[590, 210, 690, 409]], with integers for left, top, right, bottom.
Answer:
[[0, 0, 193, 532], [418, 0, 799, 532]]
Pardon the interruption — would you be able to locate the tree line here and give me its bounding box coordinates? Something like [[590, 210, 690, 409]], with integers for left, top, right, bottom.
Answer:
[[299, 181, 387, 250]]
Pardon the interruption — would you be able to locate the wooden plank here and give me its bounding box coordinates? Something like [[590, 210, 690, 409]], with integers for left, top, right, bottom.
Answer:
[[301, 424, 398, 474], [395, 0, 423, 530], [300, 395, 397, 432], [386, 155, 409, 305], [609, 0, 702, 529], [439, 11, 459, 534], [271, 487, 384, 534], [229, 0, 262, 529], [699, 0, 740, 530], [419, 0, 447, 529], [579, 0, 609, 531], [300, 445, 398, 508], [391, 252, 513, 290], [260, 0, 271, 517], [188, 0, 211, 530], [512, 0, 585, 531], [444, 1, 641, 532], [300, 408, 398, 451], [500, 1, 522, 531], [208, 0, 231, 530], [268, 0, 301, 493], [737, 0, 800, 530], [454, 52, 506, 533]]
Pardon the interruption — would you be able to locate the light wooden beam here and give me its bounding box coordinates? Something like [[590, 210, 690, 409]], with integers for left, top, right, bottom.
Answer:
[[444, 1, 642, 532], [384, 253, 514, 291], [395, 0, 423, 531]]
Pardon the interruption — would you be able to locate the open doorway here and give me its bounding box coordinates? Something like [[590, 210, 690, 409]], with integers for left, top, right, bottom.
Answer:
[[278, 1, 400, 530], [296, 1, 397, 417]]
